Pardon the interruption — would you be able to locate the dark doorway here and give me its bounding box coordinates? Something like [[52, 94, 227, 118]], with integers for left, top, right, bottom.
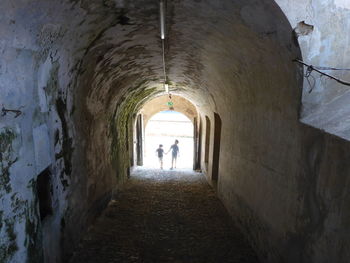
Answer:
[[136, 114, 143, 166], [193, 117, 202, 170], [204, 116, 211, 170], [37, 167, 53, 221], [212, 113, 222, 182]]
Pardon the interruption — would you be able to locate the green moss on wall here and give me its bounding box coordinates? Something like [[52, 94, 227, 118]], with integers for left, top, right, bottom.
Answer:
[[0, 128, 16, 153], [0, 177, 43, 262], [56, 97, 74, 190], [0, 128, 17, 194], [46, 61, 60, 106], [11, 193, 28, 215], [0, 219, 18, 262], [0, 211, 3, 231], [44, 60, 74, 190], [110, 85, 157, 182], [56, 97, 74, 177], [25, 216, 43, 263], [25, 180, 44, 263]]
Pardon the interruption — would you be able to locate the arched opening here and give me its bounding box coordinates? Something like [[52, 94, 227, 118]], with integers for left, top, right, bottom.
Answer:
[[135, 94, 199, 170], [143, 110, 194, 169], [37, 167, 53, 221]]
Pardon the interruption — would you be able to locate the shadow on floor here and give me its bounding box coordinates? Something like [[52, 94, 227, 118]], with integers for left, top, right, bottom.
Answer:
[[69, 167, 260, 263]]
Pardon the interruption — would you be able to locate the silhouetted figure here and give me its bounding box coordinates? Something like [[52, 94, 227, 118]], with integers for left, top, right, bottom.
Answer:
[[167, 139, 179, 169], [156, 144, 164, 169]]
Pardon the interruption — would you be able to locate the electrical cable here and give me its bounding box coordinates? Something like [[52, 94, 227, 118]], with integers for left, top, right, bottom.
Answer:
[[294, 59, 350, 87], [313, 66, 350, 71]]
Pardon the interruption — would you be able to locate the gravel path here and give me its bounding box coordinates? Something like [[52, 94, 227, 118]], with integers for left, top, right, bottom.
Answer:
[[69, 168, 260, 263]]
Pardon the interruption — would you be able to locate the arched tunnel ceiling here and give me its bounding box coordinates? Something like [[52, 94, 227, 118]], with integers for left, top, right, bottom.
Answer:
[[76, 0, 299, 118], [0, 0, 300, 118], [2, 0, 350, 137], [73, 0, 301, 214], [140, 95, 198, 125]]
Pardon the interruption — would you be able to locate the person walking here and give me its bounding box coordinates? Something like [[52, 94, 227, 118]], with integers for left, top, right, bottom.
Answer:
[[156, 144, 165, 169], [167, 139, 179, 169]]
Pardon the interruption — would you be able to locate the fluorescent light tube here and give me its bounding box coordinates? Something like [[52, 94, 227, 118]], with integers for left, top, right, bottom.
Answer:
[[160, 0, 166, 39]]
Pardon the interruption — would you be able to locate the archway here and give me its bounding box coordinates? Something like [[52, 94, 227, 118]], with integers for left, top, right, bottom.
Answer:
[[144, 110, 194, 169], [135, 94, 199, 170]]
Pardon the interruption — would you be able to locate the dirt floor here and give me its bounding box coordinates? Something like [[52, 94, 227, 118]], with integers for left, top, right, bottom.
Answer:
[[69, 168, 260, 263]]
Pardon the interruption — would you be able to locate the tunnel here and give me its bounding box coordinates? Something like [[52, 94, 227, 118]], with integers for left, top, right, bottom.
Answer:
[[1, 0, 350, 262], [139, 95, 197, 169]]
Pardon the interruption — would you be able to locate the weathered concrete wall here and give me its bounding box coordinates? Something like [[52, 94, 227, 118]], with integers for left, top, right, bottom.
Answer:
[[1, 0, 350, 262], [0, 1, 132, 262], [275, 0, 350, 140], [192, 3, 350, 263], [163, 1, 350, 262]]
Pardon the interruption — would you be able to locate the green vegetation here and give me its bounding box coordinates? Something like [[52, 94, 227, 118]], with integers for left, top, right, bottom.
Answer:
[[0, 128, 17, 194], [0, 128, 16, 156], [25, 215, 43, 263], [110, 85, 157, 182], [56, 97, 74, 191], [0, 220, 18, 262]]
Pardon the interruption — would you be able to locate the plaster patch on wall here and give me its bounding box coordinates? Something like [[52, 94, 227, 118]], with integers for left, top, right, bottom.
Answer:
[[37, 57, 53, 113], [304, 27, 322, 60], [334, 0, 350, 9], [319, 36, 336, 64], [33, 124, 52, 174], [38, 24, 64, 58]]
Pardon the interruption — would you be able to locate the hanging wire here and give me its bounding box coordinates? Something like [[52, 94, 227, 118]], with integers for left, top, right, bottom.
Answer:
[[313, 66, 350, 71], [304, 66, 316, 93], [319, 74, 328, 87], [305, 70, 316, 93], [294, 59, 350, 89]]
